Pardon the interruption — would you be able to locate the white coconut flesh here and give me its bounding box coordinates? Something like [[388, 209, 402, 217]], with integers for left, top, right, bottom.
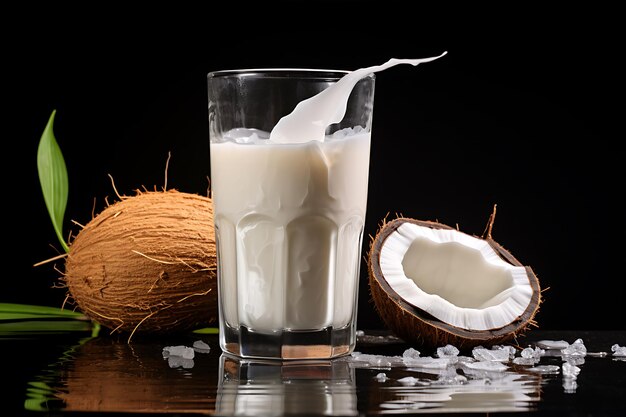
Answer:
[[379, 222, 534, 331]]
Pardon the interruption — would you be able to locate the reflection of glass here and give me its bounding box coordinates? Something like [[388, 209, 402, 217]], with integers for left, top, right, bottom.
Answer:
[[216, 354, 357, 416]]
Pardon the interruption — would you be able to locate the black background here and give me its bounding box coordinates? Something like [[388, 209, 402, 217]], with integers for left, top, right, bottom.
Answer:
[[4, 4, 623, 331]]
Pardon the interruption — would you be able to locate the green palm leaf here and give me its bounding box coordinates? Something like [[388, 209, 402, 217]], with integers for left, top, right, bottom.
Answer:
[[37, 110, 69, 252]]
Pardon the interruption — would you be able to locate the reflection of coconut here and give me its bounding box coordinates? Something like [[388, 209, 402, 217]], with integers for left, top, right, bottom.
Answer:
[[55, 337, 218, 413], [216, 355, 357, 416]]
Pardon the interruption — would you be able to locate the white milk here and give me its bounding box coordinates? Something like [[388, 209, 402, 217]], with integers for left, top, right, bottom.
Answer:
[[211, 128, 370, 331]]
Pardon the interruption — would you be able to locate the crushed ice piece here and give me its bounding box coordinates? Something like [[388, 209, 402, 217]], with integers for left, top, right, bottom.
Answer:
[[536, 340, 570, 350], [456, 355, 476, 364], [374, 372, 389, 382], [611, 344, 626, 357], [403, 356, 456, 369], [563, 378, 577, 394], [492, 345, 517, 359], [562, 362, 581, 379], [528, 365, 560, 374], [562, 356, 585, 366], [513, 357, 539, 366], [397, 376, 420, 386], [521, 348, 534, 358], [521, 346, 544, 359], [356, 330, 365, 337], [561, 338, 587, 357], [168, 356, 194, 369], [472, 347, 510, 362], [434, 372, 467, 385], [586, 352, 607, 357], [463, 361, 508, 372], [436, 344, 460, 358], [163, 345, 195, 359], [192, 340, 211, 353], [402, 347, 420, 359], [350, 352, 403, 368]]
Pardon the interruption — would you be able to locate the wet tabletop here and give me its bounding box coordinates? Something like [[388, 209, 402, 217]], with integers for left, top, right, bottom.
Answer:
[[1, 330, 625, 416]]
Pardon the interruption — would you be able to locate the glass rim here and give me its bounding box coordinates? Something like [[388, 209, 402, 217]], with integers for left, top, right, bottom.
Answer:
[[208, 68, 375, 81]]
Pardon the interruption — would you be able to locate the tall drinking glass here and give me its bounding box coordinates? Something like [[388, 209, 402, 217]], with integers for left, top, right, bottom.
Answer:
[[208, 69, 375, 359]]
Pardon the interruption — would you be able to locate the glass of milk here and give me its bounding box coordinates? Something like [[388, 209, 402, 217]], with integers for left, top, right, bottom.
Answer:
[[208, 69, 374, 359]]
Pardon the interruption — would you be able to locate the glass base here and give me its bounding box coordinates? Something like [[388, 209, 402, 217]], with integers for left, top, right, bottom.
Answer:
[[221, 324, 355, 360]]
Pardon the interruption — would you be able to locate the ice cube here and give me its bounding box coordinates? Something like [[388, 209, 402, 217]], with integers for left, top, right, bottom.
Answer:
[[563, 378, 577, 394], [350, 352, 403, 368], [402, 347, 421, 360], [472, 347, 510, 362], [521, 346, 544, 359], [513, 357, 538, 366], [374, 372, 389, 382], [192, 340, 211, 353], [163, 345, 195, 359], [563, 356, 585, 366], [403, 356, 456, 369], [492, 345, 517, 359], [561, 338, 587, 357], [536, 340, 569, 350], [436, 344, 460, 358], [356, 330, 365, 337], [562, 362, 581, 379], [433, 371, 467, 385], [397, 376, 420, 386], [611, 344, 626, 357], [168, 356, 195, 369], [528, 365, 560, 374], [463, 361, 508, 372]]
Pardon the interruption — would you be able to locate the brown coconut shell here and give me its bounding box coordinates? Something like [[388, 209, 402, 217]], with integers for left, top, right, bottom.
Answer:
[[368, 217, 541, 350], [64, 190, 217, 335]]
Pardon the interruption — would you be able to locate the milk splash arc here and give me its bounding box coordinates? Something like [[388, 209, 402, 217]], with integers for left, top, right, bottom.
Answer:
[[210, 53, 446, 354]]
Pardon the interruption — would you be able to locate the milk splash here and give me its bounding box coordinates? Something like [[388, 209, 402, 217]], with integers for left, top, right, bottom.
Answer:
[[269, 52, 447, 144]]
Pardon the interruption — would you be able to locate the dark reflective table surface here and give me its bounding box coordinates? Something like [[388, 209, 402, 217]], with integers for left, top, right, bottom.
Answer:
[[1, 330, 624, 416]]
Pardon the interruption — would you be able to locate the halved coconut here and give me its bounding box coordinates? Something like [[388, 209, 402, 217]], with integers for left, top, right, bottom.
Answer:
[[368, 215, 541, 349]]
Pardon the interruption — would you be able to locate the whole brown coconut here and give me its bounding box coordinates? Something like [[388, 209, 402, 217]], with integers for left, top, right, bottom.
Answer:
[[368, 214, 541, 350], [64, 190, 217, 336]]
